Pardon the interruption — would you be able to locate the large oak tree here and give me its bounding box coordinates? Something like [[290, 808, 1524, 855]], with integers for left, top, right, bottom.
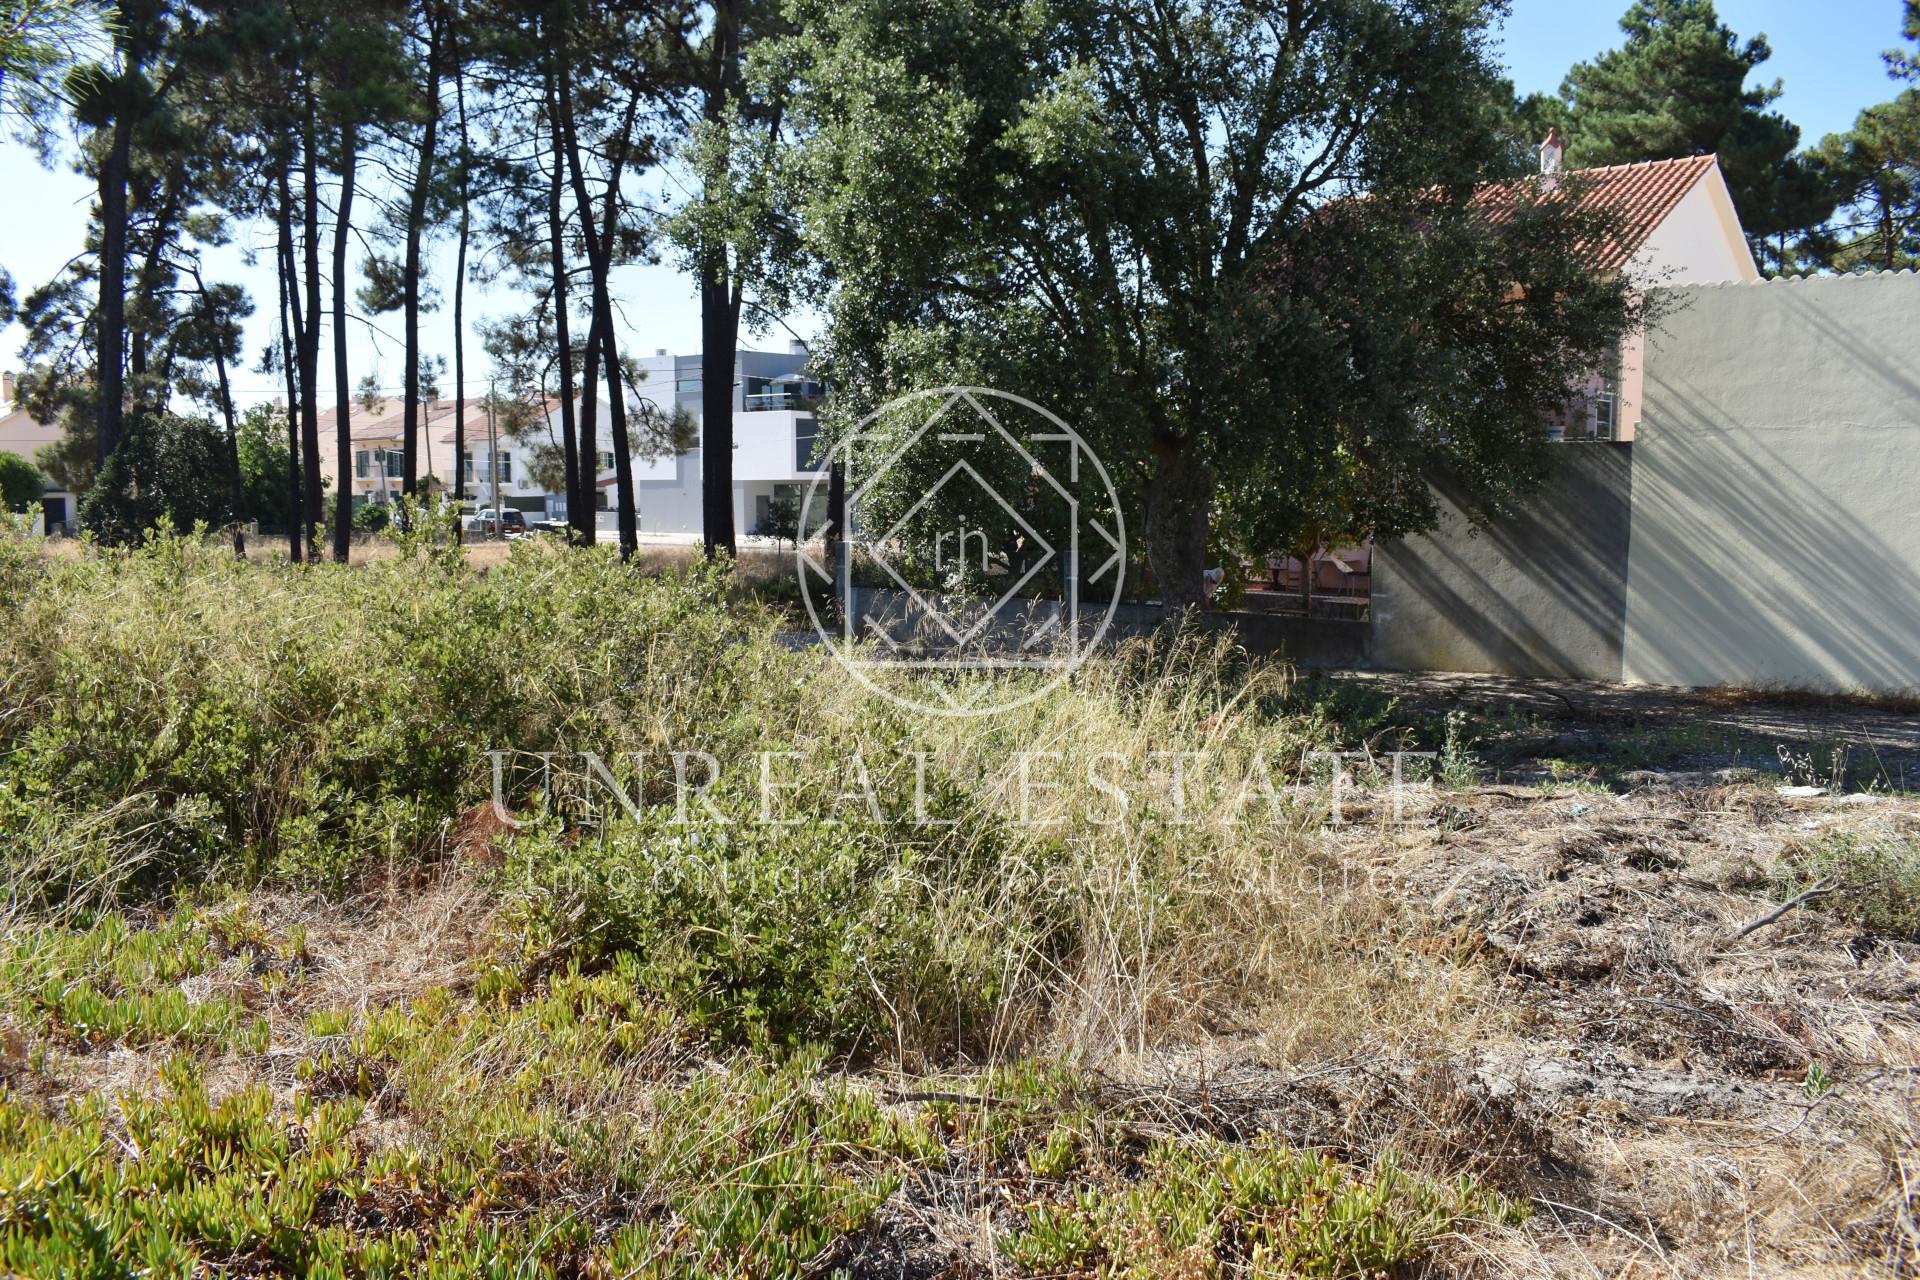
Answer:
[[788, 0, 1646, 609]]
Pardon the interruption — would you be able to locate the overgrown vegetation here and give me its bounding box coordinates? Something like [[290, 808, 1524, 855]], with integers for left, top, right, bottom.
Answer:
[[5, 533, 1918, 1274], [1771, 830, 1920, 939], [0, 531, 1525, 1274]]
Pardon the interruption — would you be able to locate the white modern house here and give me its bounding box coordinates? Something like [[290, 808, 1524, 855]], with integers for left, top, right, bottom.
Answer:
[[315, 344, 827, 538], [571, 342, 827, 537]]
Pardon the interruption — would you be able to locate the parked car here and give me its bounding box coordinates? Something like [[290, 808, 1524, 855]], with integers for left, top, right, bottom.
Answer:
[[467, 507, 527, 536]]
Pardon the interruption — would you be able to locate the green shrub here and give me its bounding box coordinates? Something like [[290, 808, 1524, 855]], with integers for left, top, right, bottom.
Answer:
[[1772, 831, 1920, 939], [0, 531, 766, 902], [352, 499, 391, 533], [0, 453, 43, 514], [498, 803, 1073, 1056]]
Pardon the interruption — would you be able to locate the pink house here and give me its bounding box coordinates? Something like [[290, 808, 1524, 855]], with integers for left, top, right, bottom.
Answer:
[[1252, 148, 1759, 611], [1476, 147, 1760, 441]]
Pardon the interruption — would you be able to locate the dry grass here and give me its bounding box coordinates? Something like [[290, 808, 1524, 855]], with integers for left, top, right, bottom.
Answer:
[[7, 787, 1917, 1275]]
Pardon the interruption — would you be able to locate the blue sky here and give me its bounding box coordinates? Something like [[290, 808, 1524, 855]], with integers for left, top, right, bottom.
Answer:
[[0, 0, 1911, 410]]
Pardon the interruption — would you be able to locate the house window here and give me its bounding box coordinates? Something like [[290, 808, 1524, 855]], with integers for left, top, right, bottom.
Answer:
[[795, 417, 820, 471], [355, 450, 370, 479], [1593, 346, 1623, 441], [497, 452, 512, 484], [597, 451, 614, 472], [462, 451, 475, 483], [744, 375, 786, 411]]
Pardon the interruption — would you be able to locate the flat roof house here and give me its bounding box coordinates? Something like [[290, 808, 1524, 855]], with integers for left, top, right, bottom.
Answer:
[[620, 343, 825, 537]]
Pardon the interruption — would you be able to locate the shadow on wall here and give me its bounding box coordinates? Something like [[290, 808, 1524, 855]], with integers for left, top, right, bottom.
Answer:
[[1372, 445, 1634, 681], [1374, 275, 1920, 695], [1623, 281, 1920, 693]]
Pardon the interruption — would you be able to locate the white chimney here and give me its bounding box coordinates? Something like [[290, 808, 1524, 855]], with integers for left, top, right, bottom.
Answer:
[[1539, 127, 1564, 185]]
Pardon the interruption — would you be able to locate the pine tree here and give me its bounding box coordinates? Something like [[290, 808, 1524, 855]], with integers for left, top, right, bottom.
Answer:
[[1891, 0, 1919, 82], [1809, 9, 1920, 272], [1550, 0, 1833, 268], [666, 0, 800, 561], [1811, 92, 1920, 272]]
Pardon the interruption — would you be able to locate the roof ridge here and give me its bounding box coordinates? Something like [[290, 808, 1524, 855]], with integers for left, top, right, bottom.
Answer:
[[1562, 153, 1717, 181], [1469, 152, 1724, 272]]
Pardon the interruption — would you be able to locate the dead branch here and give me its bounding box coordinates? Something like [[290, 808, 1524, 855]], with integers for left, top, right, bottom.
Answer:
[[1728, 877, 1843, 941]]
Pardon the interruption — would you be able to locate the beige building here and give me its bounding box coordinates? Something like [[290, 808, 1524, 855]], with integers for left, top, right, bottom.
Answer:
[[0, 371, 75, 532], [1374, 271, 1920, 695], [310, 396, 558, 511]]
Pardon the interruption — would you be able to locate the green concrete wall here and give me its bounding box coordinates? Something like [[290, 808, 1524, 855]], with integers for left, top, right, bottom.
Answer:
[[1371, 445, 1634, 681], [1622, 272, 1920, 693]]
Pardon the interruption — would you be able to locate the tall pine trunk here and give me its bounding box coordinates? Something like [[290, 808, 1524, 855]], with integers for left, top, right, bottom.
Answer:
[[300, 106, 324, 560], [590, 109, 642, 558], [598, 299, 637, 557], [401, 13, 442, 498], [554, 47, 638, 551], [699, 274, 738, 557], [545, 73, 581, 543], [331, 123, 358, 563], [95, 110, 133, 470], [276, 156, 304, 563], [698, 0, 742, 558], [578, 311, 600, 539], [451, 19, 469, 532], [193, 267, 245, 558]]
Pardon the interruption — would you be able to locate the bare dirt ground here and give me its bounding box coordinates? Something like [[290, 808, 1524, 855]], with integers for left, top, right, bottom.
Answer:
[[1327, 668, 1920, 790]]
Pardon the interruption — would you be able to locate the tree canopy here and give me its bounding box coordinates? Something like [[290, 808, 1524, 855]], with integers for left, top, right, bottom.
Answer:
[[787, 0, 1645, 607], [1, 0, 1906, 588]]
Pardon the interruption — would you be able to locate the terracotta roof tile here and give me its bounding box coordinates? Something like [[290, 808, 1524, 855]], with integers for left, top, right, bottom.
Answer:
[[314, 397, 555, 444], [1473, 154, 1720, 271]]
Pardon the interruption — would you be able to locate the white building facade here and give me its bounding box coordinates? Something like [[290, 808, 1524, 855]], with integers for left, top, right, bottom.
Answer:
[[324, 345, 830, 538], [565, 342, 827, 538]]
